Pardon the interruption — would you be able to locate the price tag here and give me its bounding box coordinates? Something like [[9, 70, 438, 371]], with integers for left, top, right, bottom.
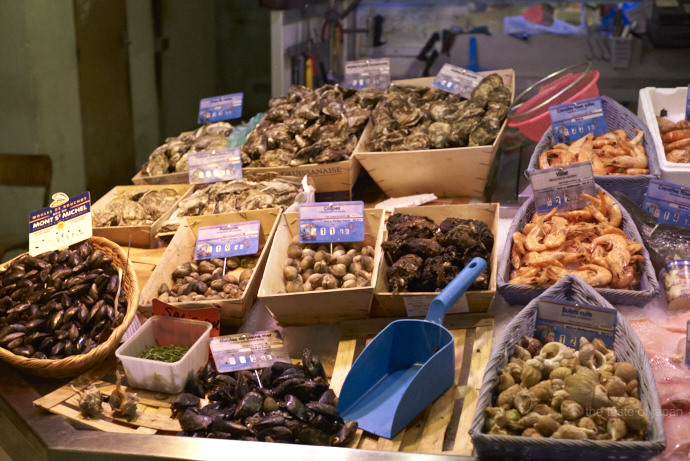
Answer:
[[531, 162, 597, 215], [298, 201, 365, 244], [188, 147, 243, 185], [198, 92, 243, 124], [343, 58, 390, 90], [210, 330, 291, 373], [549, 96, 608, 143], [194, 220, 261, 261], [535, 298, 617, 349], [643, 179, 690, 227], [152, 299, 221, 337], [432, 63, 484, 98], [685, 84, 690, 121], [28, 192, 92, 256]]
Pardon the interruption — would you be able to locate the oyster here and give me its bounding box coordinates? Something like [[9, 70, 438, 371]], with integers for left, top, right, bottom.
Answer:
[[93, 187, 182, 227]]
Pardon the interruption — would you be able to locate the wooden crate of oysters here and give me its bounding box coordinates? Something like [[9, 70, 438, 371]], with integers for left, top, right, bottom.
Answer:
[[371, 203, 498, 318], [241, 84, 385, 199], [132, 121, 233, 185], [92, 184, 191, 248], [353, 69, 514, 199], [139, 208, 281, 326]]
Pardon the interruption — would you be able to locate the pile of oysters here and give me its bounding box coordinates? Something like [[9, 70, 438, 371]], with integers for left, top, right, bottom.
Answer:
[[93, 188, 183, 227], [366, 73, 511, 151], [241, 84, 384, 166], [140, 122, 233, 177]]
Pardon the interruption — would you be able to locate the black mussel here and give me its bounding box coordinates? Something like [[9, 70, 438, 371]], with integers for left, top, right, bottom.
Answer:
[[66, 283, 90, 299], [235, 391, 264, 419], [284, 394, 309, 422], [198, 406, 225, 421], [56, 249, 70, 264], [80, 294, 95, 307], [71, 261, 88, 275], [259, 425, 294, 442], [50, 266, 72, 282], [184, 374, 207, 399], [291, 380, 328, 402], [87, 300, 106, 326], [302, 348, 327, 381], [10, 288, 27, 302], [234, 371, 251, 401], [74, 335, 86, 354], [88, 283, 99, 300], [0, 325, 15, 338], [12, 345, 34, 358], [305, 401, 339, 418], [24, 318, 46, 333], [48, 252, 58, 265], [273, 367, 306, 387], [32, 351, 48, 360], [50, 341, 65, 356], [16, 277, 34, 289], [63, 340, 75, 356], [68, 323, 80, 342], [27, 304, 40, 319], [95, 322, 113, 343], [24, 255, 50, 271], [87, 249, 104, 267], [38, 335, 55, 352], [309, 413, 341, 434], [62, 305, 79, 323], [77, 302, 89, 325], [7, 302, 31, 317], [39, 267, 51, 283], [170, 393, 201, 417], [211, 373, 236, 387], [78, 241, 92, 260], [106, 274, 119, 295], [295, 425, 331, 446], [254, 414, 286, 432], [270, 360, 297, 378], [318, 389, 336, 406], [207, 384, 234, 404], [63, 274, 86, 291], [179, 408, 213, 432], [0, 331, 25, 348], [47, 310, 64, 333], [332, 420, 358, 446], [272, 377, 301, 398], [67, 251, 82, 268], [54, 329, 69, 341], [210, 419, 250, 437], [24, 331, 49, 346], [7, 336, 27, 350]]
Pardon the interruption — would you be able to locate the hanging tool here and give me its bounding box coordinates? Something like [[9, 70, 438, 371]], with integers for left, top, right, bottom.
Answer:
[[322, 14, 344, 81], [404, 31, 440, 78], [427, 25, 463, 77], [466, 36, 487, 72], [373, 14, 385, 47], [305, 52, 316, 89]]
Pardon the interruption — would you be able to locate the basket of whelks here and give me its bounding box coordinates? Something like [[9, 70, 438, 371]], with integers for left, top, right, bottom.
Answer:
[[0, 236, 139, 378], [497, 185, 659, 307]]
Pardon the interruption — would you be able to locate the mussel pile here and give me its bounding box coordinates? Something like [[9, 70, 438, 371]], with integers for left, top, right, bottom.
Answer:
[[159, 176, 300, 234], [241, 84, 384, 166], [157, 258, 255, 303], [0, 241, 128, 360], [93, 187, 182, 227], [366, 73, 511, 151], [141, 122, 233, 177], [173, 348, 357, 447], [383, 213, 494, 293]]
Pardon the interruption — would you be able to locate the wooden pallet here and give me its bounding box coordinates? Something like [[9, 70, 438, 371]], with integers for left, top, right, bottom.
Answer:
[[331, 314, 494, 456], [33, 373, 182, 434]]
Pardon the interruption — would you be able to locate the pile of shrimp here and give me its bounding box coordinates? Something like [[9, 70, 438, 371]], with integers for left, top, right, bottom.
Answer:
[[509, 190, 644, 290], [538, 129, 649, 176], [656, 116, 690, 163]]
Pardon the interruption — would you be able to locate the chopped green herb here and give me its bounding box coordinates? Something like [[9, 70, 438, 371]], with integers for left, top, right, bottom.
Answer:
[[139, 344, 189, 362]]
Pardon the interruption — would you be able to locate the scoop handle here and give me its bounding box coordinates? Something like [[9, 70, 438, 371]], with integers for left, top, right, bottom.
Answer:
[[426, 257, 487, 325]]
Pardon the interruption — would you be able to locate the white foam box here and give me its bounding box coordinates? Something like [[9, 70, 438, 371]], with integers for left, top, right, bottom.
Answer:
[[353, 69, 514, 199], [638, 86, 690, 186], [371, 203, 499, 318], [116, 315, 212, 394], [91, 184, 191, 248], [257, 208, 385, 326], [138, 208, 281, 326]]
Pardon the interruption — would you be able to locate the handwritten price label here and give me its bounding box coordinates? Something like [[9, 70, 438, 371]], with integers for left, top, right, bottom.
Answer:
[[152, 298, 221, 337]]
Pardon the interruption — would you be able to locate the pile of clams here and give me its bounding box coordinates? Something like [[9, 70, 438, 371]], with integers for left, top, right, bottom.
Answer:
[[366, 73, 511, 151], [383, 213, 493, 293], [241, 84, 384, 166], [141, 122, 233, 177], [0, 241, 128, 359], [173, 348, 357, 447], [93, 188, 182, 227], [157, 257, 255, 304], [159, 176, 300, 234], [484, 336, 650, 440]]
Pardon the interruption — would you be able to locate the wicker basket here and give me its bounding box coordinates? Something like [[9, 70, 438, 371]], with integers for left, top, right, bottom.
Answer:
[[525, 96, 660, 206], [497, 185, 659, 307], [470, 274, 665, 461], [0, 236, 139, 378]]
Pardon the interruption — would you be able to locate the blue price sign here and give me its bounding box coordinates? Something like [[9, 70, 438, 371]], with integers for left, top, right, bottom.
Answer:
[[198, 92, 243, 124], [194, 220, 261, 260], [643, 179, 690, 228], [549, 96, 607, 143], [298, 201, 365, 244]]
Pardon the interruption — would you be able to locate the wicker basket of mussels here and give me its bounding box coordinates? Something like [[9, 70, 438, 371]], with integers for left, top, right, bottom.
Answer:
[[0, 236, 139, 378], [470, 274, 665, 461]]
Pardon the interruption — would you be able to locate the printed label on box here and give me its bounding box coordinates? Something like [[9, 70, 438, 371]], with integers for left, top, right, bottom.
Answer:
[[643, 179, 690, 228], [188, 147, 243, 185], [194, 220, 261, 260], [432, 64, 484, 98], [28, 192, 93, 256], [198, 93, 243, 123], [152, 299, 221, 337], [535, 297, 617, 349], [549, 96, 608, 143], [298, 201, 364, 243], [531, 162, 597, 214], [343, 58, 390, 90], [403, 294, 469, 317], [210, 330, 291, 373]]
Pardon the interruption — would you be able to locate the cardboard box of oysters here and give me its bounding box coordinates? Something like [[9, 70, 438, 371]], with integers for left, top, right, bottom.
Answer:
[[354, 69, 515, 199], [257, 209, 385, 326], [371, 203, 499, 318], [91, 184, 192, 248], [138, 208, 281, 326]]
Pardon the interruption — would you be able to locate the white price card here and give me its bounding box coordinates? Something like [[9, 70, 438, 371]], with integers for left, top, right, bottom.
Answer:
[[343, 58, 390, 90], [28, 192, 92, 256], [210, 330, 291, 373], [536, 297, 617, 349], [530, 162, 597, 215], [432, 63, 484, 98], [188, 147, 243, 185], [194, 220, 261, 260], [198, 92, 243, 123], [549, 96, 607, 143], [298, 201, 365, 244]]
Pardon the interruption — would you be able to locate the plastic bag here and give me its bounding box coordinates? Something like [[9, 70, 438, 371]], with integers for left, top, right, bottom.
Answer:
[[504, 15, 588, 39]]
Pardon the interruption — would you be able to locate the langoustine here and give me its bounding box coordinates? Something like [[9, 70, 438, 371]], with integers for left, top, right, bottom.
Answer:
[[509, 190, 642, 290]]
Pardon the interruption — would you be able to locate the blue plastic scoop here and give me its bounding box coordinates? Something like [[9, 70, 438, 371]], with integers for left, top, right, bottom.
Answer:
[[337, 257, 487, 438]]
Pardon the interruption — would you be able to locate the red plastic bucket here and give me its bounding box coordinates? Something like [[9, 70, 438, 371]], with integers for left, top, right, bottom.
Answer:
[[508, 63, 600, 142]]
